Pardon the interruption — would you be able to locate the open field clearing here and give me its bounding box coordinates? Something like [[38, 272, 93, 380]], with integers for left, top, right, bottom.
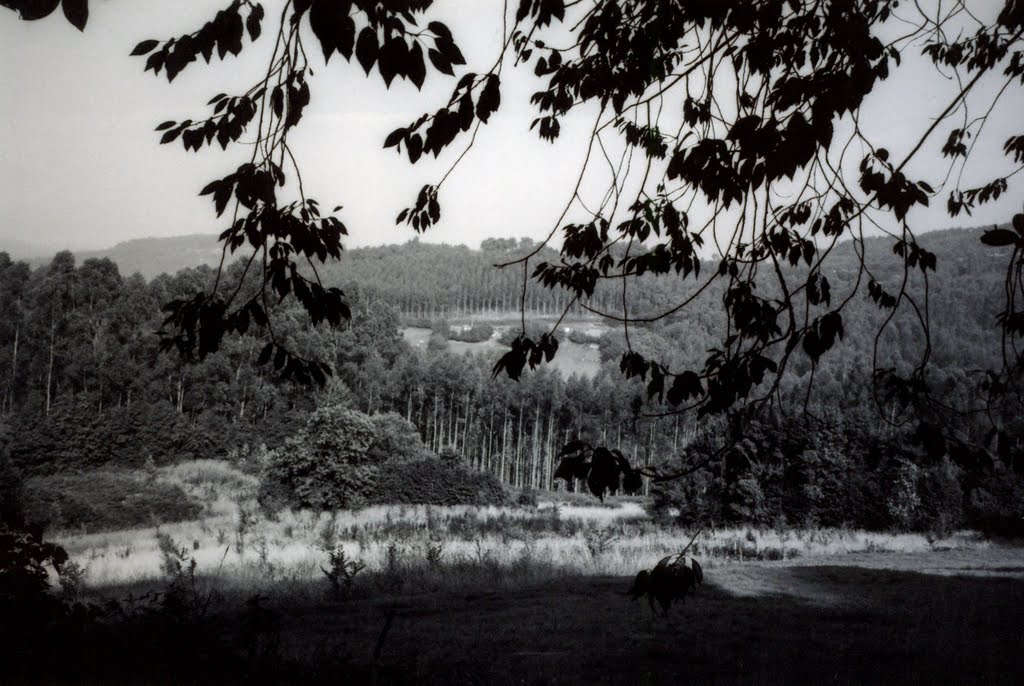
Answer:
[[21, 462, 1024, 683], [402, 325, 602, 378], [53, 495, 996, 592], [49, 519, 1024, 684]]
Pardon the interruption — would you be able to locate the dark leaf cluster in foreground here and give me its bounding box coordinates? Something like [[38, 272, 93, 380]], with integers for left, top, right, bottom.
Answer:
[[553, 441, 643, 501]]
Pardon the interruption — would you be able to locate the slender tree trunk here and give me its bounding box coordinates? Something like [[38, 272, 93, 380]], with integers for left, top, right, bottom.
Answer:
[[448, 389, 456, 452], [176, 370, 185, 414], [45, 326, 55, 417], [545, 409, 554, 490], [501, 406, 509, 484], [433, 392, 440, 452], [536, 405, 544, 491], [463, 391, 472, 457], [6, 323, 18, 412], [486, 411, 494, 476], [516, 402, 524, 487]]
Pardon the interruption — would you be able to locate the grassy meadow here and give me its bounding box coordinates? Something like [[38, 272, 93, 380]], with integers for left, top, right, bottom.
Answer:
[[52, 459, 994, 595], [27, 459, 1023, 684]]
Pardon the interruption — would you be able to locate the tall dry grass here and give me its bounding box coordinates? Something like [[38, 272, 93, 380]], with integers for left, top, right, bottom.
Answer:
[[50, 460, 991, 599]]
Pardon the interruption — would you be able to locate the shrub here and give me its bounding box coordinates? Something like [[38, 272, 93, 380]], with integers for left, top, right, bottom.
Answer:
[[160, 459, 259, 492], [566, 329, 602, 345], [650, 455, 722, 526], [0, 523, 68, 601], [320, 546, 365, 599], [23, 470, 202, 533], [259, 406, 406, 513], [369, 458, 509, 506], [516, 487, 539, 507], [914, 458, 965, 534], [0, 446, 25, 527], [965, 463, 1024, 537], [449, 323, 494, 343], [367, 413, 432, 464], [883, 457, 921, 530]]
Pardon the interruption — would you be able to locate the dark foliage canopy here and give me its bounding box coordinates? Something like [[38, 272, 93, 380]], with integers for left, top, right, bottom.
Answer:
[[4, 0, 1024, 494]]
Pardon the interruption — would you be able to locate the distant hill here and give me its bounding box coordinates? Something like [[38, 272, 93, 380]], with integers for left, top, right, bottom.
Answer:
[[71, 234, 224, 279], [13, 226, 1008, 325]]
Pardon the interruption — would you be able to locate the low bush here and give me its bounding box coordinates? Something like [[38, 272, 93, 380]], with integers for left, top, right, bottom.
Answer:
[[449, 324, 494, 343], [565, 329, 602, 345], [0, 447, 25, 527], [160, 459, 260, 492], [370, 459, 509, 506], [516, 487, 539, 507], [258, 407, 379, 513], [23, 470, 202, 533]]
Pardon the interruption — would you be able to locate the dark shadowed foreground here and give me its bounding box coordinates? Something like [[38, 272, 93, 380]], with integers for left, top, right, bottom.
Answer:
[[280, 550, 1024, 685], [4, 549, 1022, 685]]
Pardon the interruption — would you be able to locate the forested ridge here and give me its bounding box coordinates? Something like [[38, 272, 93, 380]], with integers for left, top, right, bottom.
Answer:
[[1, 226, 1021, 533], [28, 225, 1007, 323]]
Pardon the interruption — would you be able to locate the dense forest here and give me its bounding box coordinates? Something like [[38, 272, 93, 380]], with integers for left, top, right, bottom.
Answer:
[[1, 227, 1022, 533]]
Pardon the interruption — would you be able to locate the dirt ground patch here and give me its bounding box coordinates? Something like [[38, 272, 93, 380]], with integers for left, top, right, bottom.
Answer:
[[280, 547, 1024, 684]]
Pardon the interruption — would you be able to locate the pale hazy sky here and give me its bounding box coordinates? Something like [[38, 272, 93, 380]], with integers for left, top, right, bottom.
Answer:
[[1, 1, 1021, 256]]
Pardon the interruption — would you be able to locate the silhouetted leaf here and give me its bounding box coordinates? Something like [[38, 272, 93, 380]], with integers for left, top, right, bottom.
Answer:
[[476, 74, 500, 123], [428, 47, 453, 76], [558, 440, 588, 457], [246, 3, 263, 41], [130, 39, 159, 56], [256, 342, 274, 366], [61, 0, 86, 30], [10, 0, 60, 20], [980, 228, 1020, 247], [384, 128, 405, 149], [355, 26, 378, 74]]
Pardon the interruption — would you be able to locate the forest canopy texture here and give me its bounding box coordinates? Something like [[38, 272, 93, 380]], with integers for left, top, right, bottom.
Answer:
[[2, 0, 1024, 499]]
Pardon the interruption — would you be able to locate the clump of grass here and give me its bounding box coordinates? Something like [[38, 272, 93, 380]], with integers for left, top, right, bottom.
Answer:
[[423, 539, 445, 567], [583, 527, 619, 560], [58, 560, 87, 601], [320, 546, 365, 599]]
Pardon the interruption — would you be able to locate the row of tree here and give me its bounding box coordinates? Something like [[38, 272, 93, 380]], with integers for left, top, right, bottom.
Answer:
[[1, 228, 1021, 531]]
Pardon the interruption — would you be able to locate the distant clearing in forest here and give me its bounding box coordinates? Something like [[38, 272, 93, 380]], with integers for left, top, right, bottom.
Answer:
[[403, 322, 603, 379]]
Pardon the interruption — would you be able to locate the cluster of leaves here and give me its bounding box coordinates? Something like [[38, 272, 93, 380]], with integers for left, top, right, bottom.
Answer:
[[552, 441, 643, 501], [491, 332, 559, 381], [120, 0, 471, 385], [499, 1, 955, 425], [130, 1, 264, 82], [0, 524, 68, 601], [628, 554, 703, 616], [0, 0, 86, 30]]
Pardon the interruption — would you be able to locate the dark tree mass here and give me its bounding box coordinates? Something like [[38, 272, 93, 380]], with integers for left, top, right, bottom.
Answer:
[[0, 228, 1021, 532]]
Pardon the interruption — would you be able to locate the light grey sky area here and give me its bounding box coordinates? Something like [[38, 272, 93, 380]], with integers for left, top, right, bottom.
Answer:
[[1, 1, 1022, 257]]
